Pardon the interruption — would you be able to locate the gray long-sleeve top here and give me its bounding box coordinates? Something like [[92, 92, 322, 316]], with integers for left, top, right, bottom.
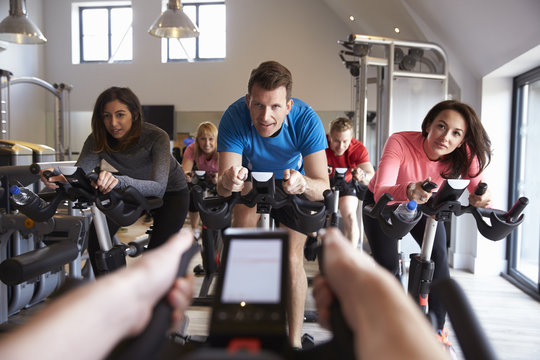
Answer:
[[75, 123, 187, 197]]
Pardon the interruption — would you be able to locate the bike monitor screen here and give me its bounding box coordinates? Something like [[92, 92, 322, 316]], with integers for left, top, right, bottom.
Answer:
[[221, 239, 282, 304]]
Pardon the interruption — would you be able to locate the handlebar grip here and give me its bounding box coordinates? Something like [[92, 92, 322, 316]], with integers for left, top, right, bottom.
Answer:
[[42, 168, 60, 180], [505, 197, 529, 223], [475, 182, 488, 196], [421, 181, 438, 192]]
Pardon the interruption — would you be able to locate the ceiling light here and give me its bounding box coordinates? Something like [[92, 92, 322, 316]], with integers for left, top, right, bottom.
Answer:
[[394, 27, 400, 33], [148, 0, 199, 38], [349, 15, 355, 21], [0, 0, 47, 44]]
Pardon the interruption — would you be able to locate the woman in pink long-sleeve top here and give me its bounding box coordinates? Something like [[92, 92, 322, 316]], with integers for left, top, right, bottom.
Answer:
[[362, 100, 492, 346]]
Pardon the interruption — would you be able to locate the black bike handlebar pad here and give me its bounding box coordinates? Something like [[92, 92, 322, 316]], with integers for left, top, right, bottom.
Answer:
[[432, 278, 497, 360], [17, 167, 163, 226], [367, 179, 528, 241], [466, 197, 528, 241], [107, 243, 201, 360], [95, 186, 163, 227], [0, 241, 79, 285], [193, 184, 327, 233]]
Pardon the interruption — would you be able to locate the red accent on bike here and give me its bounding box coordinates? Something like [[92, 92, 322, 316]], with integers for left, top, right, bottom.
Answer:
[[227, 338, 261, 354], [419, 294, 429, 306]]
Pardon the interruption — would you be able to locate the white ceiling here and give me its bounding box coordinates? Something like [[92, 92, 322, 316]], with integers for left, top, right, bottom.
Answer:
[[323, 0, 540, 78]]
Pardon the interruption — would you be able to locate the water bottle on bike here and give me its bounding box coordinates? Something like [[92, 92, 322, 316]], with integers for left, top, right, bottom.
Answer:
[[9, 185, 47, 208], [394, 200, 418, 222]]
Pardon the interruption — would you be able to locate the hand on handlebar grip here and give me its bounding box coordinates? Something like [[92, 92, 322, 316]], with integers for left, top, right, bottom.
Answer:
[[222, 166, 248, 193], [40, 168, 66, 189], [408, 178, 437, 204], [469, 182, 491, 208], [282, 169, 307, 195]]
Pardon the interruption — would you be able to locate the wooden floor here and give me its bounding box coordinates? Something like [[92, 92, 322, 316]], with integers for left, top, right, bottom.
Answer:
[[2, 219, 540, 360]]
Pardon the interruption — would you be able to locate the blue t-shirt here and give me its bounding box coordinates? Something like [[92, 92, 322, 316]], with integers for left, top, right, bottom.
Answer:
[[218, 97, 327, 179]]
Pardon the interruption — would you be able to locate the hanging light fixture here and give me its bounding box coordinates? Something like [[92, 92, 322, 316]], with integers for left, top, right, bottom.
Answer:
[[0, 0, 47, 44], [148, 0, 199, 38]]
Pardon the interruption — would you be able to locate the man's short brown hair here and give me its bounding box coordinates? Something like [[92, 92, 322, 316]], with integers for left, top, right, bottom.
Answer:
[[248, 61, 293, 100]]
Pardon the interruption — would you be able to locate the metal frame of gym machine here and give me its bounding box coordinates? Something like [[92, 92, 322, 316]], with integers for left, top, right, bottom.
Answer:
[[338, 33, 449, 252], [0, 69, 73, 160], [339, 34, 448, 162]]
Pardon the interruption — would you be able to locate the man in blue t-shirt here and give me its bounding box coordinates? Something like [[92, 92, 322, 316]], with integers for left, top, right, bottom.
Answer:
[[217, 60, 329, 348]]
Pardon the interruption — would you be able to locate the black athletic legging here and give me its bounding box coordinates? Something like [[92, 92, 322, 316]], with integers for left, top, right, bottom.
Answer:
[[87, 188, 189, 276], [362, 190, 450, 330]]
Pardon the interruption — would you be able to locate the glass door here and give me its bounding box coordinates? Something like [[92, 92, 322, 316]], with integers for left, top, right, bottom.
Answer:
[[508, 66, 540, 297]]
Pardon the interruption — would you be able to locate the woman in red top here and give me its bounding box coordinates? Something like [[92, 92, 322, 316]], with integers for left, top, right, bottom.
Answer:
[[362, 100, 492, 343], [326, 117, 375, 247]]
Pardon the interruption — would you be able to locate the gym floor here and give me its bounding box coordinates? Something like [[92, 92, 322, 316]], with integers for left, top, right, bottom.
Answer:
[[2, 217, 540, 360]]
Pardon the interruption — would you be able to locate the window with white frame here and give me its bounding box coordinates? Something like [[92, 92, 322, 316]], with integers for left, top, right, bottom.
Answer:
[[72, 1, 133, 64], [163, 0, 226, 62]]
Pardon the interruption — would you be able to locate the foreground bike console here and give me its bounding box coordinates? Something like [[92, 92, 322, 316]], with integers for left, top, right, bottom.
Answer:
[[108, 229, 355, 360]]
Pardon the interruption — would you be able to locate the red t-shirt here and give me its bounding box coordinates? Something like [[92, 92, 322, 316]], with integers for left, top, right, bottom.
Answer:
[[326, 135, 370, 181]]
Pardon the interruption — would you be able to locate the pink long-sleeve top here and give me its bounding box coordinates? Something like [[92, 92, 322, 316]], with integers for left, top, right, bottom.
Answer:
[[368, 131, 482, 202]]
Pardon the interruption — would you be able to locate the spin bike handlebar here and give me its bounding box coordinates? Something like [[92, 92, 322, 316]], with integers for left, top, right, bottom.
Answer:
[[13, 165, 163, 226], [188, 170, 217, 193], [329, 167, 368, 201], [192, 172, 332, 233], [364, 179, 528, 241]]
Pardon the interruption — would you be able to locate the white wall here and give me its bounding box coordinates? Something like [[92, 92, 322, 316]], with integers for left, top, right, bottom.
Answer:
[[43, 0, 352, 113]]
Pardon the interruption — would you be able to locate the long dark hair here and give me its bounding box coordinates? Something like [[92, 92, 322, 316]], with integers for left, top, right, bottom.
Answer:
[[421, 100, 491, 179], [91, 87, 143, 153]]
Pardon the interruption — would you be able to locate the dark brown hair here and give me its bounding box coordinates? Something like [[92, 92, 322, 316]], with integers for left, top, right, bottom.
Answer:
[[91, 87, 143, 153], [247, 61, 293, 101], [421, 100, 491, 178]]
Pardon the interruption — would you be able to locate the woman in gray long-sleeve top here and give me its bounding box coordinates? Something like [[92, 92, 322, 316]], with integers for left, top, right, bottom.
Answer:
[[42, 87, 189, 276]]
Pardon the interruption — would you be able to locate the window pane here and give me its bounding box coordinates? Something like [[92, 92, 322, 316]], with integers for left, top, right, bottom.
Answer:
[[166, 2, 226, 62], [169, 38, 196, 60], [169, 5, 197, 60], [199, 4, 226, 59], [82, 8, 109, 61], [111, 7, 133, 61]]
